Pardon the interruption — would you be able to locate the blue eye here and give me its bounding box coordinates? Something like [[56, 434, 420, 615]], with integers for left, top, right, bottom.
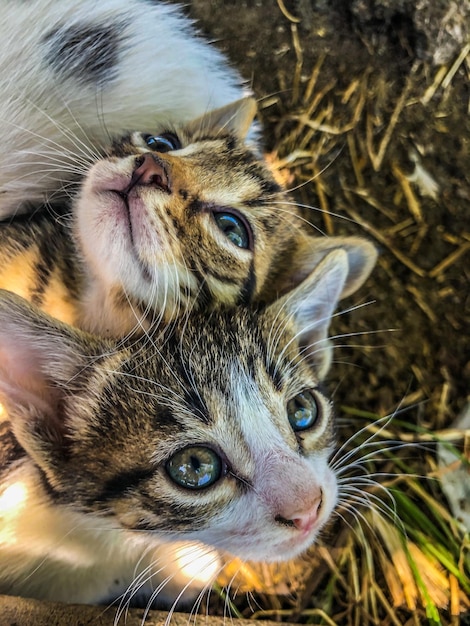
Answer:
[[166, 446, 222, 490], [287, 391, 320, 432], [214, 212, 250, 249], [144, 132, 180, 152]]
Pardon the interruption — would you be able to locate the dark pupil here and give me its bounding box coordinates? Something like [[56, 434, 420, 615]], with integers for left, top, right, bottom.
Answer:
[[214, 213, 249, 248], [145, 134, 178, 152], [287, 391, 318, 431], [190, 455, 200, 471], [166, 446, 221, 490]]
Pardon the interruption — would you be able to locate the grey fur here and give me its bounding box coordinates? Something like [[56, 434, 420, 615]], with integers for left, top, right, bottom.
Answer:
[[42, 21, 124, 86]]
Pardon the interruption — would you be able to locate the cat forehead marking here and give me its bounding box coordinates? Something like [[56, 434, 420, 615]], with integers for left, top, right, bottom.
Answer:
[[42, 21, 124, 86], [126, 132, 280, 205], [205, 360, 295, 443], [164, 150, 274, 204]]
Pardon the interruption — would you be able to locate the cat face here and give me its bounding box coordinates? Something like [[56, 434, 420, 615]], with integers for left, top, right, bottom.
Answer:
[[0, 96, 376, 337], [0, 250, 357, 564], [75, 99, 296, 328]]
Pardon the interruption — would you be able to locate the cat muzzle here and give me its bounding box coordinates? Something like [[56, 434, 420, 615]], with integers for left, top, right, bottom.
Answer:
[[128, 153, 171, 194]]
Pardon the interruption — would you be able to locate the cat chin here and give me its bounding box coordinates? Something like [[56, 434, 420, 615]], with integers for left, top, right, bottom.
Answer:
[[192, 519, 333, 565], [76, 170, 193, 311], [230, 525, 328, 563]]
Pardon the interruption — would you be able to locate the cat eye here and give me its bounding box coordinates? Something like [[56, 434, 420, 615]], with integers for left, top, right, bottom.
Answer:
[[287, 390, 320, 432], [144, 132, 181, 152], [213, 211, 251, 249], [166, 446, 222, 490]]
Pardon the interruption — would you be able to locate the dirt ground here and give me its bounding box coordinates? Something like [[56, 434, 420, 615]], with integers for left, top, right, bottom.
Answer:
[[187, 0, 469, 432]]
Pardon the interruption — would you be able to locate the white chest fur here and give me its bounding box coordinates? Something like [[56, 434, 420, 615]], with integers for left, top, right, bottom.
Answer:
[[0, 463, 216, 606], [1, 464, 137, 603]]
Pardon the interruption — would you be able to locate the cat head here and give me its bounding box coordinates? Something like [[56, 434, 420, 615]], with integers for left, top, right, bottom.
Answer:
[[0, 246, 368, 563], [73, 97, 377, 335]]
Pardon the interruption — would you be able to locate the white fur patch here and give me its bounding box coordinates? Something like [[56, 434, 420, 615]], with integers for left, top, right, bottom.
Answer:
[[0, 0, 252, 218]]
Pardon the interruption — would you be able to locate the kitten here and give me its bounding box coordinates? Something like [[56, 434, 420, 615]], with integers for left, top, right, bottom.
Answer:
[[0, 0, 253, 219], [0, 246, 369, 606], [0, 0, 377, 335], [0, 96, 377, 336]]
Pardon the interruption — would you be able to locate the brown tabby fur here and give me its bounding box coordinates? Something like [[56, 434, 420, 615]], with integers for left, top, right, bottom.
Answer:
[[0, 98, 378, 610], [0, 246, 367, 605], [0, 98, 376, 337]]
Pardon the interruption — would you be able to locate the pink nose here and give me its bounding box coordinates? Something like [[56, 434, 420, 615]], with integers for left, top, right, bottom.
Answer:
[[291, 506, 321, 532], [276, 492, 323, 533], [132, 153, 171, 193]]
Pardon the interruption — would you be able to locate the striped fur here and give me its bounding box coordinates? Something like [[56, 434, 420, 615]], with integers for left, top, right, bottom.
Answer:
[[0, 249, 368, 605], [0, 99, 378, 336], [0, 0, 377, 336], [0, 0, 379, 608]]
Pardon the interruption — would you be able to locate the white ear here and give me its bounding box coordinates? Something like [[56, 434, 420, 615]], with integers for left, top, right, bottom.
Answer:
[[0, 290, 105, 463], [266, 234, 377, 302], [186, 97, 257, 139], [266, 250, 350, 379], [298, 236, 377, 299]]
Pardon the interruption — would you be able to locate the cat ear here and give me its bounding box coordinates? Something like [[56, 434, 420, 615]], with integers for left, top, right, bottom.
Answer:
[[265, 249, 353, 379], [0, 290, 107, 463], [186, 97, 257, 140], [268, 234, 377, 301]]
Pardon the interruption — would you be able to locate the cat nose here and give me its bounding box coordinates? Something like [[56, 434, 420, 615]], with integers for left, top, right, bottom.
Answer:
[[291, 506, 321, 532], [275, 491, 323, 533], [132, 153, 171, 193]]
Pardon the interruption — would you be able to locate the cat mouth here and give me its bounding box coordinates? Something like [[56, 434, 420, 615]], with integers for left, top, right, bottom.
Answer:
[[107, 189, 154, 283], [110, 154, 170, 245], [96, 155, 170, 281], [118, 192, 137, 244]]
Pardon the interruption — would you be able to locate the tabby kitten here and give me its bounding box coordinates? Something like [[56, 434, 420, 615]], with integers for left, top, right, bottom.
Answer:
[[1, 0, 377, 334], [0, 97, 377, 336], [0, 246, 367, 606], [0, 0, 253, 218]]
